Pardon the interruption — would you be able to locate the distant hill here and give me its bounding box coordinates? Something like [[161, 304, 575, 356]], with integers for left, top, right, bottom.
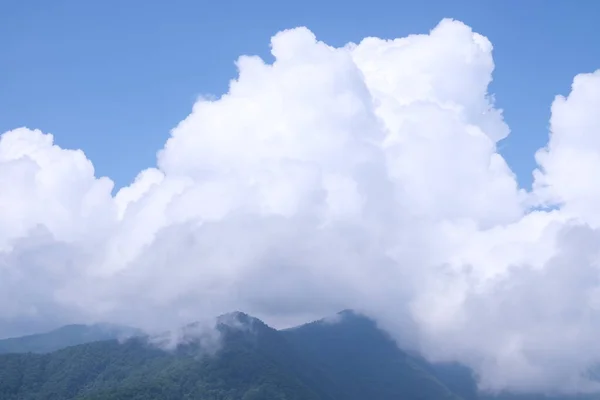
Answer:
[[0, 323, 142, 354]]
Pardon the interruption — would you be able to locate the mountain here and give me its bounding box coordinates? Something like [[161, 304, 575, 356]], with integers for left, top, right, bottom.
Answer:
[[0, 311, 465, 400], [0, 323, 142, 354], [282, 310, 462, 400], [0, 311, 594, 400]]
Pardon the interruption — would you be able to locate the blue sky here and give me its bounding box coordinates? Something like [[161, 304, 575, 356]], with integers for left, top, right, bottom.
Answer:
[[2, 0, 598, 189]]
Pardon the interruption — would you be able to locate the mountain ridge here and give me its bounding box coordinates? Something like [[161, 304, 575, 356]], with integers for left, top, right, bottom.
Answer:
[[0, 310, 594, 400], [0, 310, 464, 400]]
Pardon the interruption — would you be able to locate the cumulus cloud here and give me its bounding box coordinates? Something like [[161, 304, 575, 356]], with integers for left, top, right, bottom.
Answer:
[[2, 17, 600, 394]]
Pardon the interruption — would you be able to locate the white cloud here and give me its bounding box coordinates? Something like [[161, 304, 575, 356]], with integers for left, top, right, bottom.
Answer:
[[534, 71, 600, 224], [2, 17, 600, 394]]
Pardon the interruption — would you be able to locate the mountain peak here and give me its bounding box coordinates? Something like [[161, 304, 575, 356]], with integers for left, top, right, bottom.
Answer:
[[216, 311, 272, 333], [216, 310, 257, 324]]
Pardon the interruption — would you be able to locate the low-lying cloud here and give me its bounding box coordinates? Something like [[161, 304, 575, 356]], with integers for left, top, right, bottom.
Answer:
[[2, 18, 600, 394]]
